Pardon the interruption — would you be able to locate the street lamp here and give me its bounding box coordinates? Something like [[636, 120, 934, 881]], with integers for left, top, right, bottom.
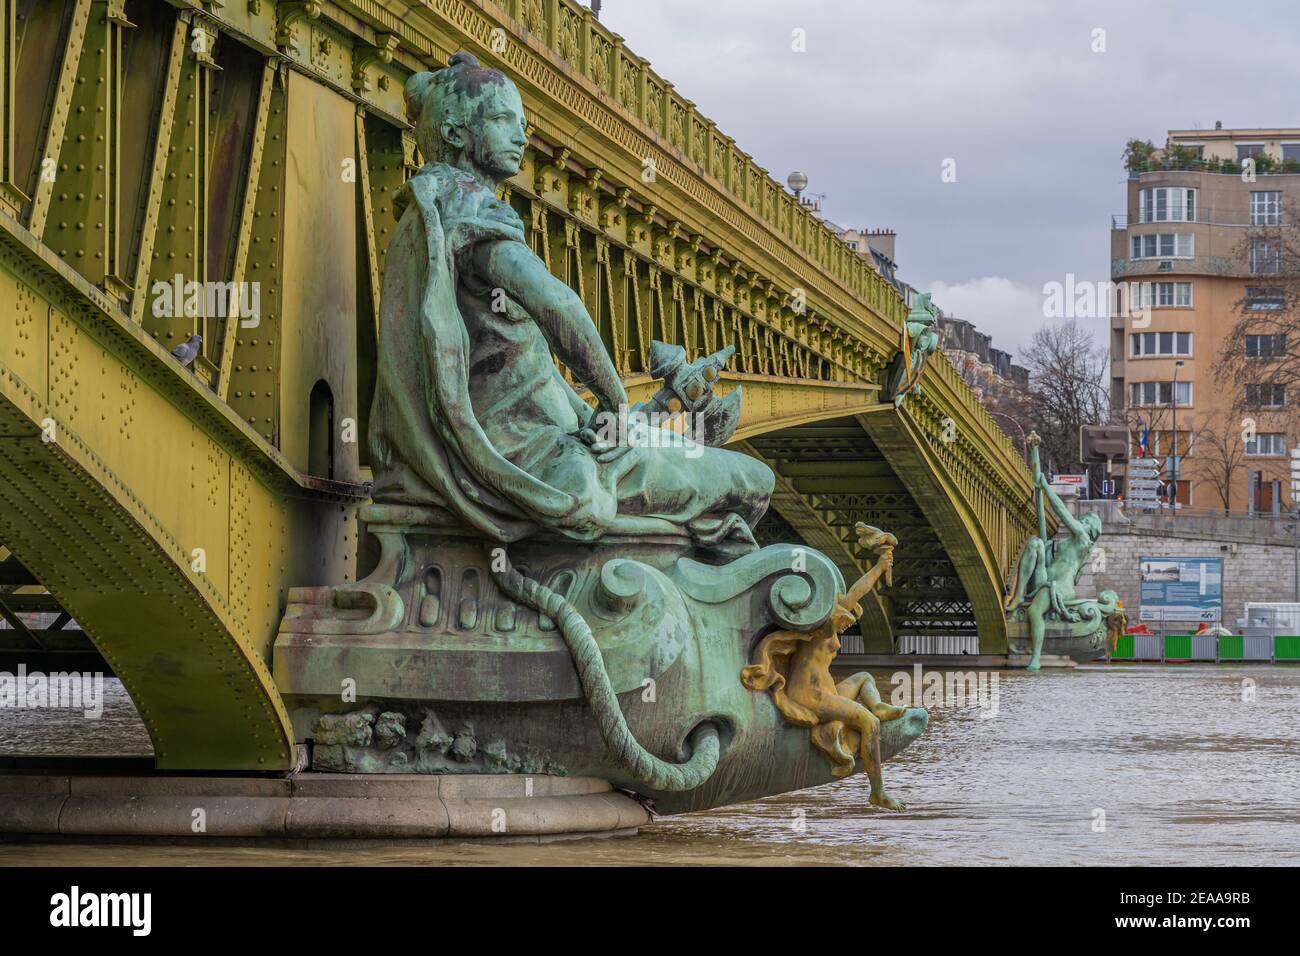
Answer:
[[786, 171, 808, 199], [985, 410, 1027, 452], [1170, 359, 1184, 519]]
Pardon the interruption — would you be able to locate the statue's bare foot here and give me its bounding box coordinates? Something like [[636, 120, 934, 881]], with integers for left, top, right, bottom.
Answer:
[[870, 792, 907, 811], [1025, 657, 1042, 672]]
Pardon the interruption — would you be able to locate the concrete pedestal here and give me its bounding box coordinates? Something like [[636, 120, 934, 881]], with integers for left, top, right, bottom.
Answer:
[[0, 770, 649, 845]]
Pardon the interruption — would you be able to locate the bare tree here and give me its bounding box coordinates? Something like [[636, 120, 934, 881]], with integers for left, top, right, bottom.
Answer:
[[1019, 319, 1109, 476], [1215, 196, 1300, 406], [1193, 409, 1247, 515]]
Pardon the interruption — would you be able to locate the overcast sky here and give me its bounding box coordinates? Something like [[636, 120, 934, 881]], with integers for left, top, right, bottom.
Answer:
[[597, 0, 1300, 359]]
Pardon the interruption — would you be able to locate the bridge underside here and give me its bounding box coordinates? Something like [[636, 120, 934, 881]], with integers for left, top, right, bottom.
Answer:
[[744, 413, 1001, 652]]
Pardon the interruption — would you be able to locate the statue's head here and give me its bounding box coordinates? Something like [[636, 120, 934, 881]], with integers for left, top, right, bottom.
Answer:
[[405, 51, 527, 182], [907, 292, 937, 326], [1081, 512, 1102, 542]]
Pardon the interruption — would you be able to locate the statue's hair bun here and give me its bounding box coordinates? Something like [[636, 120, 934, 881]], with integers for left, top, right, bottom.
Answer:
[[404, 71, 435, 124], [449, 51, 480, 69]]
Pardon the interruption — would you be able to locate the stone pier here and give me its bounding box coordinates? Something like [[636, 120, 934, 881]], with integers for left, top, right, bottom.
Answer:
[[0, 768, 649, 845]]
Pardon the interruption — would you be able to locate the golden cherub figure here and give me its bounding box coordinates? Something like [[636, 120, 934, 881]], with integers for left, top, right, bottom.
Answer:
[[1104, 602, 1128, 658], [741, 523, 910, 810]]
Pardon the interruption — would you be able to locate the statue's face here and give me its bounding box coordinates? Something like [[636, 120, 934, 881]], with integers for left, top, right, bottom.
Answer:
[[463, 82, 527, 181]]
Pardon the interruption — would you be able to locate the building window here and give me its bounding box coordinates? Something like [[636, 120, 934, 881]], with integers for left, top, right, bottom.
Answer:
[[845, 239, 858, 250], [1245, 383, 1287, 408], [1131, 429, 1192, 458], [1135, 281, 1193, 308], [1284, 144, 1300, 164], [1130, 331, 1192, 357], [1131, 233, 1194, 259], [1129, 380, 1192, 407], [1250, 238, 1281, 274], [1246, 287, 1286, 311], [1245, 334, 1287, 358], [1245, 432, 1287, 456], [1139, 187, 1196, 223], [1236, 143, 1267, 162], [1251, 191, 1282, 225]]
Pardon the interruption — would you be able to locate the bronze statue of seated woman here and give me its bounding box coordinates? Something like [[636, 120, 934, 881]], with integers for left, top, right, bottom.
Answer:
[[367, 51, 774, 561]]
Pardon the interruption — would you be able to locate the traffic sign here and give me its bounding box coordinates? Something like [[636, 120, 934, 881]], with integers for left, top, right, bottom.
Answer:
[[1127, 478, 1163, 492]]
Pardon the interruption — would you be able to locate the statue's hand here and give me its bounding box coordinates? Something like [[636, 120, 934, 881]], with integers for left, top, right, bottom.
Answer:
[[578, 426, 633, 464]]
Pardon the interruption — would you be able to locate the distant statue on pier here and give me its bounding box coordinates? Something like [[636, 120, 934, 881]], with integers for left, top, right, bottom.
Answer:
[[882, 292, 940, 406], [367, 51, 773, 557], [1005, 433, 1119, 669]]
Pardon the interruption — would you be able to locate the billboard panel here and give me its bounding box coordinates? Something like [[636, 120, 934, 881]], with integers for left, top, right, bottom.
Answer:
[[1138, 556, 1223, 623]]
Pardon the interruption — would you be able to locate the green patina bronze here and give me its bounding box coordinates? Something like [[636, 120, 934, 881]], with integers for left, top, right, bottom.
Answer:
[[368, 53, 772, 554], [882, 292, 940, 406], [273, 52, 928, 813], [1004, 433, 1120, 669]]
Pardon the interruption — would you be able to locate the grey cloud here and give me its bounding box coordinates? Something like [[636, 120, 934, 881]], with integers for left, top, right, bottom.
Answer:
[[599, 0, 1300, 358]]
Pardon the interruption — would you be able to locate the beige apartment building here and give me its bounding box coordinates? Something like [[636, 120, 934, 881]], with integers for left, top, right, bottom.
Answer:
[[1110, 127, 1300, 513]]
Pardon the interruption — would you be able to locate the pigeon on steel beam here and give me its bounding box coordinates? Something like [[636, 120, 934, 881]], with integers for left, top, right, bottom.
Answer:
[[171, 334, 202, 369]]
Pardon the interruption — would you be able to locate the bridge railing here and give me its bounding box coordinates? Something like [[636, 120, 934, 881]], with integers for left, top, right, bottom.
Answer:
[[501, 0, 908, 336], [928, 346, 1029, 474]]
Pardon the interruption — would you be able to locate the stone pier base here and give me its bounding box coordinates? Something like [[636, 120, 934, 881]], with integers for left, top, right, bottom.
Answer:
[[0, 770, 649, 845]]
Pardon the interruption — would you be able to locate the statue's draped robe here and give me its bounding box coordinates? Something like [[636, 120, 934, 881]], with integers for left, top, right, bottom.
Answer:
[[368, 163, 774, 554]]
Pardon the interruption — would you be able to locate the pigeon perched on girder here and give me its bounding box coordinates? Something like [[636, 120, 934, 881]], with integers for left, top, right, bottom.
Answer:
[[171, 334, 202, 368]]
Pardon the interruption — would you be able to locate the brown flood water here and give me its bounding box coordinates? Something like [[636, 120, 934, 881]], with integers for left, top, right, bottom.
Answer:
[[1, 664, 1297, 866]]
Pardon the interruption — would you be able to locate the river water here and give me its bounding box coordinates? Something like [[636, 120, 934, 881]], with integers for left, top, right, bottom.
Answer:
[[1, 664, 1297, 866]]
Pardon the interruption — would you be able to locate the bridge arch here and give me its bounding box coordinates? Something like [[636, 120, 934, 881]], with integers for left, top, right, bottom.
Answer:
[[0, 0, 1037, 772]]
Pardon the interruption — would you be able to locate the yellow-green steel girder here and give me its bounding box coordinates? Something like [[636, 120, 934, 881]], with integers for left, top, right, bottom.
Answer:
[[0, 209, 363, 770]]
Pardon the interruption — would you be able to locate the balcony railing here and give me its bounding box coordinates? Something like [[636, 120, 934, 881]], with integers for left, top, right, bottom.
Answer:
[[1113, 210, 1288, 229], [1127, 159, 1300, 177], [1111, 255, 1243, 278]]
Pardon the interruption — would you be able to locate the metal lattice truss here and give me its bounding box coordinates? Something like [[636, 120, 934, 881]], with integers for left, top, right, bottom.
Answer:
[[742, 417, 978, 643]]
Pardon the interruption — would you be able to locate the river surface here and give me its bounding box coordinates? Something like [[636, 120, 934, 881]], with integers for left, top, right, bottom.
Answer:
[[1, 664, 1297, 866]]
